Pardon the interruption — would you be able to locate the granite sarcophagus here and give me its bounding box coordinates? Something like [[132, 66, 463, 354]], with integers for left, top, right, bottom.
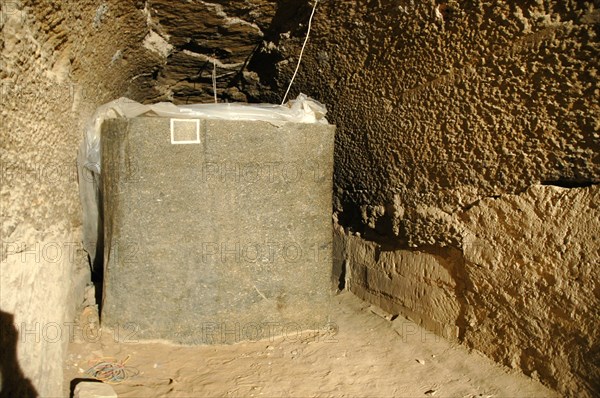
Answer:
[[100, 117, 335, 344]]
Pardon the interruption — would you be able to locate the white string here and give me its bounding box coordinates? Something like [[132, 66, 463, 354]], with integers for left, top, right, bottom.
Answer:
[[281, 0, 319, 105], [212, 58, 218, 104]]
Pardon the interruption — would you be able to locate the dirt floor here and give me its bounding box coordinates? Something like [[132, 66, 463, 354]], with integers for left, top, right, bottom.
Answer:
[[64, 292, 557, 397]]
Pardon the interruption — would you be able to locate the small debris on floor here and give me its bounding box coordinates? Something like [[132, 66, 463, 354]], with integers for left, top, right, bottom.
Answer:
[[73, 381, 118, 398], [368, 305, 397, 321], [85, 355, 139, 384], [63, 292, 558, 397]]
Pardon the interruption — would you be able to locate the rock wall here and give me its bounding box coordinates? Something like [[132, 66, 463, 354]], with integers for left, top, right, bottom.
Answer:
[[285, 0, 598, 396], [334, 185, 599, 396], [251, 0, 599, 396], [1, 1, 155, 395], [1, 0, 598, 396], [461, 185, 599, 395]]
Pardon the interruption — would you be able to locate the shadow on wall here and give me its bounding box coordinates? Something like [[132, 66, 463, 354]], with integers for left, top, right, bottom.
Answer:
[[0, 311, 38, 398], [247, 0, 314, 101], [69, 378, 103, 398]]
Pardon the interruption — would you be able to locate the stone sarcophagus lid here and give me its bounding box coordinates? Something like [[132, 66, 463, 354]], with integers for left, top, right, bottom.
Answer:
[[100, 115, 335, 344]]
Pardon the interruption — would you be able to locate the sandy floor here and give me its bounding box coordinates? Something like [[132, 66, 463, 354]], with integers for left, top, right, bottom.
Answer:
[[64, 292, 557, 397]]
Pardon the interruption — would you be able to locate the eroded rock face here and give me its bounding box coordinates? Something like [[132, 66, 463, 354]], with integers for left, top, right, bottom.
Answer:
[[461, 185, 599, 396], [283, 1, 599, 396], [140, 0, 277, 103], [336, 185, 599, 396], [274, 0, 599, 247], [1, 1, 155, 395]]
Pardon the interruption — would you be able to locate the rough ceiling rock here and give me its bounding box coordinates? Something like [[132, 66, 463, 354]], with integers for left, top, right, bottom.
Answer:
[[276, 0, 600, 248], [133, 0, 316, 104]]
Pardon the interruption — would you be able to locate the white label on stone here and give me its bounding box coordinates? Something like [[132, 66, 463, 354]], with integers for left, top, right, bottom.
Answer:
[[170, 119, 201, 144]]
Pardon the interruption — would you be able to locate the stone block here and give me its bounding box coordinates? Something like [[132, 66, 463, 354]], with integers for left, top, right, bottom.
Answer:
[[101, 118, 335, 344], [73, 382, 117, 398]]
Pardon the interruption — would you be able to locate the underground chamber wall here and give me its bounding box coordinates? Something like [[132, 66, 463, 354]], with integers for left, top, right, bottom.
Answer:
[[2, 0, 599, 396]]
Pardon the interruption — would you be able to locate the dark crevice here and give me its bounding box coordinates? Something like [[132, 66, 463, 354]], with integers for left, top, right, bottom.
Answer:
[[541, 180, 597, 188], [247, 0, 313, 98], [93, 176, 105, 317], [229, 41, 262, 90], [247, 45, 285, 91], [337, 260, 347, 291], [180, 41, 233, 60]]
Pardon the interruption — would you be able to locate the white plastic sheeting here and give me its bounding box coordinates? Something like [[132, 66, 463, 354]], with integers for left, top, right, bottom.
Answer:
[[77, 94, 329, 265]]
